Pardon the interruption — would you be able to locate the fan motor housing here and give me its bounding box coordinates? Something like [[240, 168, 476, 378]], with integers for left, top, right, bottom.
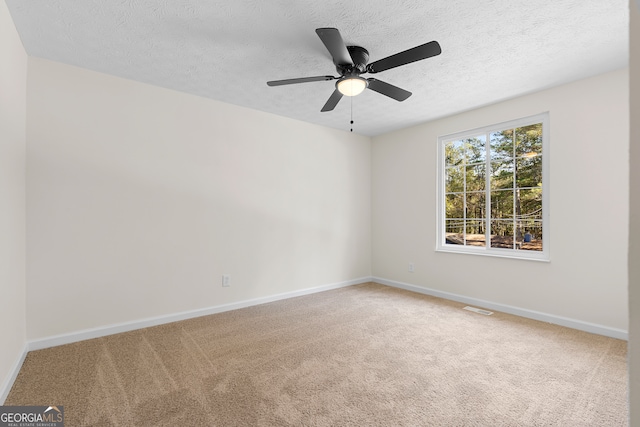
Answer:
[[336, 46, 369, 75]]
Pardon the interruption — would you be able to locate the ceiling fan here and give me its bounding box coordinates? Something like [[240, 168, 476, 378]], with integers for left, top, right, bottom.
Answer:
[[267, 28, 441, 112]]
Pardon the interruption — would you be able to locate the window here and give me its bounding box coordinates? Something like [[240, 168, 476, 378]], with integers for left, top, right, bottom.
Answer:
[[437, 113, 549, 260]]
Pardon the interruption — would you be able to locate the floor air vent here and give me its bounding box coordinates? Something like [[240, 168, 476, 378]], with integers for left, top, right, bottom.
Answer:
[[463, 306, 494, 316]]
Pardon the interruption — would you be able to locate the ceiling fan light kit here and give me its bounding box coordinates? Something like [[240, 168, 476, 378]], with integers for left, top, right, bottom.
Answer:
[[337, 76, 368, 96], [266, 27, 441, 113]]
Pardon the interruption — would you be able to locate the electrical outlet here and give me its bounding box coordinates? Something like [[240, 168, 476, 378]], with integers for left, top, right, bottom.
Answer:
[[408, 263, 414, 273], [222, 274, 231, 287]]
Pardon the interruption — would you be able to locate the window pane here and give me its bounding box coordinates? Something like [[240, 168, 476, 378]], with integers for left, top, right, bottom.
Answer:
[[445, 220, 464, 245], [465, 136, 486, 164], [491, 190, 514, 218], [466, 163, 486, 191], [490, 160, 514, 190], [490, 130, 514, 162], [515, 123, 543, 158], [445, 140, 465, 166], [490, 220, 514, 249], [517, 188, 542, 219], [466, 192, 486, 219], [445, 166, 464, 193], [465, 220, 486, 247], [515, 156, 542, 188], [445, 193, 464, 219], [518, 220, 543, 251]]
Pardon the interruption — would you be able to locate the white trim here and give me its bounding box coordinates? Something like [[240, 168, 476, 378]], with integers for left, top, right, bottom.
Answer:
[[0, 344, 28, 404], [28, 277, 371, 351], [435, 247, 551, 262], [372, 276, 628, 340]]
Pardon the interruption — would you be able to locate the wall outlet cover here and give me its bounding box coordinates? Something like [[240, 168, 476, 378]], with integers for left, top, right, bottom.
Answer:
[[222, 274, 231, 287]]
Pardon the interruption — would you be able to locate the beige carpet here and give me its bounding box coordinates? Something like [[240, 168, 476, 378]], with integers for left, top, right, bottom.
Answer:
[[6, 283, 628, 426]]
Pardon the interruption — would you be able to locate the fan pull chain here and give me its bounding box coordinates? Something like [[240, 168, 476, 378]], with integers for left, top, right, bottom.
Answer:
[[350, 95, 354, 132]]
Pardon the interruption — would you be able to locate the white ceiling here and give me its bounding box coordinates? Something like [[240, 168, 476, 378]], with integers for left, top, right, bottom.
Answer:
[[6, 0, 629, 136]]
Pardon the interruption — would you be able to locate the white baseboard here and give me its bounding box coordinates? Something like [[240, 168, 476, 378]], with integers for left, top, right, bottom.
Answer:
[[372, 277, 628, 341], [0, 344, 28, 404], [28, 276, 371, 351]]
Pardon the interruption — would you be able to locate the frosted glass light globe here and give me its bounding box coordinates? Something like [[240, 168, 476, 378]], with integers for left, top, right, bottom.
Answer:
[[337, 77, 367, 96]]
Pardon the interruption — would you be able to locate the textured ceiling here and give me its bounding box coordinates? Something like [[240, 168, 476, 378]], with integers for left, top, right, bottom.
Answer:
[[5, 0, 629, 136]]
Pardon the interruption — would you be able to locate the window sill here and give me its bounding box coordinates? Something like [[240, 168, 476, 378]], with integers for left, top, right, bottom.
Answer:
[[435, 246, 550, 262]]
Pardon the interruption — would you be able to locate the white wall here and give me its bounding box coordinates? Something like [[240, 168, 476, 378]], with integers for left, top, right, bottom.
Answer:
[[372, 69, 629, 333], [25, 58, 371, 340], [629, 0, 639, 424], [0, 0, 27, 402]]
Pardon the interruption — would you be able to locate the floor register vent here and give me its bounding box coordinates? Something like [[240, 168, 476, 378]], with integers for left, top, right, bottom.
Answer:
[[463, 306, 494, 316]]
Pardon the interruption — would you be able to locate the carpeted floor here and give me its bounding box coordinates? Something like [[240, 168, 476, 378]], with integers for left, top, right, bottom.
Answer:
[[6, 283, 628, 426]]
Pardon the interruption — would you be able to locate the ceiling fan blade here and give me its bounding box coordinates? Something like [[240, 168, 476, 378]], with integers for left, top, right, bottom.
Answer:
[[316, 28, 353, 66], [321, 89, 343, 112], [367, 41, 441, 74], [267, 76, 336, 86], [367, 78, 412, 101]]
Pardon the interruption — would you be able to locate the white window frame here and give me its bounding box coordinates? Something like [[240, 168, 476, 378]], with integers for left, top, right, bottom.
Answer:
[[436, 112, 550, 261]]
